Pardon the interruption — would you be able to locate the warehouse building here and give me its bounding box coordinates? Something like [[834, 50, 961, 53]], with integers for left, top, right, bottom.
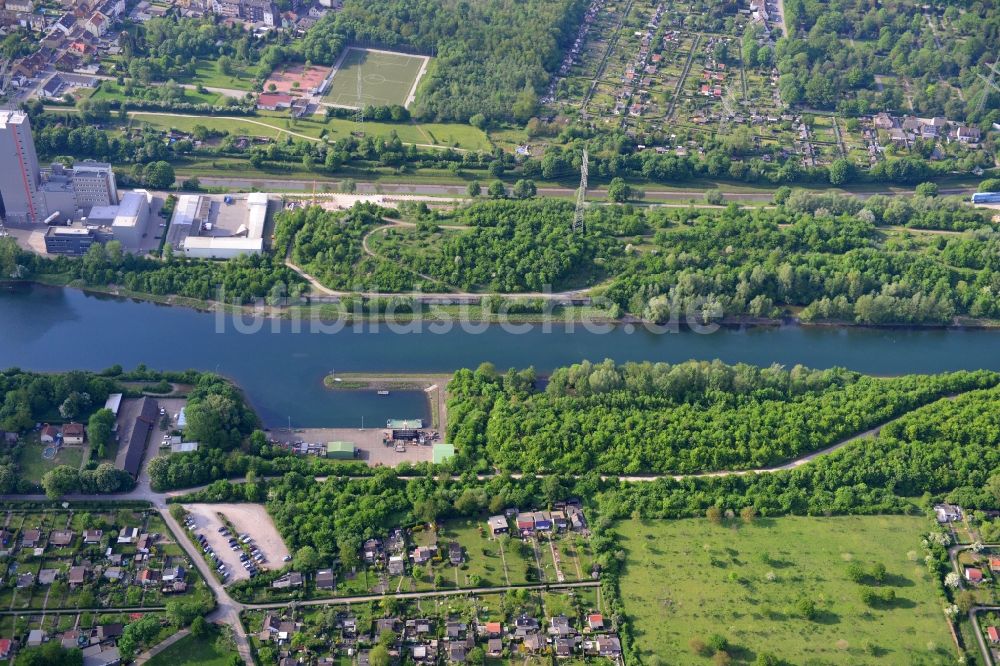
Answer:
[[326, 441, 356, 459], [173, 192, 269, 259]]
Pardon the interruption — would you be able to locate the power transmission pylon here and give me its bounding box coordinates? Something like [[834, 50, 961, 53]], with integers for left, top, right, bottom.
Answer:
[[973, 62, 1000, 116], [573, 149, 588, 234]]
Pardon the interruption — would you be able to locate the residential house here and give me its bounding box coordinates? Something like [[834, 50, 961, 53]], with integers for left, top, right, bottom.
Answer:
[[63, 422, 85, 444], [487, 515, 508, 535], [484, 621, 502, 637], [40, 425, 59, 443], [447, 642, 467, 662], [411, 545, 435, 564], [587, 613, 604, 631], [80, 644, 120, 666], [363, 538, 383, 563], [515, 513, 534, 532], [21, 529, 41, 548], [388, 555, 406, 576], [315, 569, 335, 589], [85, 11, 108, 37], [523, 633, 545, 652], [258, 613, 282, 641], [955, 126, 981, 144], [514, 615, 540, 638], [118, 527, 139, 543], [271, 572, 304, 589], [161, 565, 185, 582], [965, 567, 984, 584], [136, 533, 154, 554], [137, 569, 160, 586], [549, 615, 574, 636], [872, 112, 895, 130], [375, 618, 400, 636], [95, 623, 123, 641], [594, 634, 622, 657], [50, 529, 74, 547], [555, 636, 577, 657], [163, 580, 188, 594], [40, 76, 64, 99], [446, 621, 466, 639]]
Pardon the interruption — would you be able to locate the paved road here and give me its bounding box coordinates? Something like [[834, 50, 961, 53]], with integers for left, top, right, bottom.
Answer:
[[183, 175, 978, 200], [946, 542, 1000, 666], [133, 628, 190, 664], [971, 605, 1000, 666], [0, 605, 165, 616], [248, 580, 599, 610]]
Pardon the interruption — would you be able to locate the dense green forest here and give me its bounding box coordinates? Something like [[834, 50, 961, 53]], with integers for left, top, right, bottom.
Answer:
[[299, 0, 586, 121], [600, 383, 1000, 519], [275, 202, 415, 292], [778, 0, 1000, 124], [110, 16, 287, 86], [445, 359, 999, 474], [373, 200, 617, 292]]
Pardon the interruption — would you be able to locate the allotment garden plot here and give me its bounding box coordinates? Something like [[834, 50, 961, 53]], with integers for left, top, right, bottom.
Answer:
[[324, 48, 429, 109]]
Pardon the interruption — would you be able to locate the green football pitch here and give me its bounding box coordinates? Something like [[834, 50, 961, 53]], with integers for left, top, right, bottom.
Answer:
[[323, 48, 428, 109]]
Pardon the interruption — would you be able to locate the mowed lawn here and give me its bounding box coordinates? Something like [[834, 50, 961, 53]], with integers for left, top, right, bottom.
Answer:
[[324, 48, 427, 108], [619, 516, 954, 665], [145, 633, 236, 666], [126, 111, 490, 151]]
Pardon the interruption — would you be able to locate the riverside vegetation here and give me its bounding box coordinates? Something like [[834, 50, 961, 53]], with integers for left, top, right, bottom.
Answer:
[[4, 191, 1000, 323]]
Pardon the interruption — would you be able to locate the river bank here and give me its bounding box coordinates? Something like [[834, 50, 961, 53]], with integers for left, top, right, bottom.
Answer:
[[12, 278, 1000, 331]]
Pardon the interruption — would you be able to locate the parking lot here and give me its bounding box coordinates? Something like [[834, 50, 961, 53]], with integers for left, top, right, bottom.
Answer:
[[181, 503, 290, 583]]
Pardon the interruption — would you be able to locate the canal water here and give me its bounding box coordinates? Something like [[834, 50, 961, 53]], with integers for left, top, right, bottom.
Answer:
[[4, 284, 1000, 426]]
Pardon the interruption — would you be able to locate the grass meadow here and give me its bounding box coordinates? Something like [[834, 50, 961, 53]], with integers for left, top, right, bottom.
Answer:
[[618, 515, 955, 665]]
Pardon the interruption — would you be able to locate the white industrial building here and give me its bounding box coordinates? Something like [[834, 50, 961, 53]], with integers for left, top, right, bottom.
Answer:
[[174, 192, 269, 259], [109, 190, 152, 247]]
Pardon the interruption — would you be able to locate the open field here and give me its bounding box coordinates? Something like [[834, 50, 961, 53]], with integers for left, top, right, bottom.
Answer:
[[145, 632, 238, 666], [15, 436, 84, 483], [324, 48, 429, 108], [619, 515, 955, 665], [125, 111, 491, 151]]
